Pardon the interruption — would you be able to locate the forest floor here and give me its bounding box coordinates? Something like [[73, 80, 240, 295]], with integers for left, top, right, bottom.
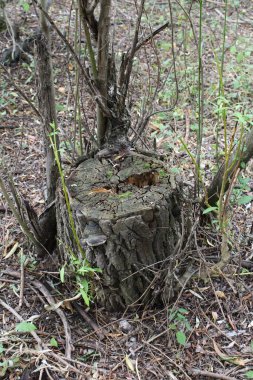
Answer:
[[0, 0, 253, 379]]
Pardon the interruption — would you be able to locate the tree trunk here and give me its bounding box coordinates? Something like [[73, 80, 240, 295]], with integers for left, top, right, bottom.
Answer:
[[206, 127, 253, 207], [56, 153, 192, 310]]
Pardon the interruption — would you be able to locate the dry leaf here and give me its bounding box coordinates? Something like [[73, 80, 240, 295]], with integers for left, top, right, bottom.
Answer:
[[212, 340, 245, 365], [89, 188, 113, 194], [189, 289, 204, 300], [213, 340, 231, 360], [207, 239, 215, 247], [215, 290, 226, 299], [212, 311, 218, 322], [4, 242, 19, 259], [125, 355, 135, 372]]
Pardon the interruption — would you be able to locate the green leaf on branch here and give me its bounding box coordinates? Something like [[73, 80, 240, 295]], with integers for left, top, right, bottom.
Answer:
[[203, 206, 218, 214]]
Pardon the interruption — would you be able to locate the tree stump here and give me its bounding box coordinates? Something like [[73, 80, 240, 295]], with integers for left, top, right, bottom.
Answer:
[[56, 153, 191, 310]]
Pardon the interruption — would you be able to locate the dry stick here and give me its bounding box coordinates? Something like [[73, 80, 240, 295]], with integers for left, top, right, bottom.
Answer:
[[206, 126, 253, 207], [200, 308, 240, 348], [135, 0, 197, 140], [18, 249, 25, 310], [43, 352, 86, 374], [0, 176, 48, 255], [146, 343, 192, 380], [119, 0, 145, 105], [0, 125, 19, 129], [32, 280, 72, 360], [134, 46, 182, 141], [32, 0, 112, 119], [0, 298, 42, 348], [96, 0, 111, 146], [72, 301, 105, 340], [133, 20, 173, 54], [0, 64, 42, 119], [2, 270, 72, 359], [190, 369, 238, 380], [0, 273, 91, 375]]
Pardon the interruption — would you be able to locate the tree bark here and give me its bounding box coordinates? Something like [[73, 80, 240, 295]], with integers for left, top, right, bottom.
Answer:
[[56, 153, 191, 310], [32, 2, 59, 254], [96, 0, 111, 146], [206, 127, 253, 207]]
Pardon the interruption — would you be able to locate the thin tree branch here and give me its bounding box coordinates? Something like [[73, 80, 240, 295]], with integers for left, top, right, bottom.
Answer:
[[32, 0, 113, 118], [1, 64, 42, 119], [119, 0, 145, 109]]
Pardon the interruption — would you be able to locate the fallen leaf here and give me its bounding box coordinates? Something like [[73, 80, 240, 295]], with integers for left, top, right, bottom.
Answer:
[[89, 188, 113, 194], [58, 86, 66, 94], [215, 290, 226, 299], [4, 242, 19, 259], [212, 311, 218, 322], [189, 289, 204, 300], [125, 355, 135, 372], [213, 340, 246, 365]]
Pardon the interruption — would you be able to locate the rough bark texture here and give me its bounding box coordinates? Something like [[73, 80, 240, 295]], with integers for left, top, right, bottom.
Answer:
[[32, 31, 58, 254], [206, 127, 253, 207], [56, 153, 191, 310]]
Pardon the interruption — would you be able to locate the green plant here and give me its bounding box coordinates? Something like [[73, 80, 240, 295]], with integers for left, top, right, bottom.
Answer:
[[231, 174, 253, 206], [0, 357, 20, 377], [245, 371, 253, 379], [49, 122, 101, 306], [50, 337, 58, 347], [19, 0, 30, 12], [15, 321, 37, 332], [168, 308, 191, 347]]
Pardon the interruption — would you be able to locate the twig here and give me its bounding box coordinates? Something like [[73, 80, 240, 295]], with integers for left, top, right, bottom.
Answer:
[[0, 64, 42, 119], [0, 174, 49, 255], [133, 20, 172, 54], [146, 343, 192, 380], [0, 205, 9, 212], [0, 125, 19, 129], [72, 301, 105, 340], [119, 0, 145, 104], [200, 308, 240, 348], [32, 0, 112, 118], [189, 368, 238, 380], [0, 298, 42, 348], [18, 249, 25, 310], [2, 270, 72, 359], [32, 280, 72, 359]]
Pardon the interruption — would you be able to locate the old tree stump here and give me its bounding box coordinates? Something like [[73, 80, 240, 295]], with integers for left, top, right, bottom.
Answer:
[[56, 152, 192, 310]]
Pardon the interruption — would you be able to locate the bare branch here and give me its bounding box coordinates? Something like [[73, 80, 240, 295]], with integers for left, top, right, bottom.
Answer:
[[96, 0, 111, 145], [1, 64, 42, 119], [78, 0, 98, 41], [119, 0, 145, 109], [32, 0, 113, 118]]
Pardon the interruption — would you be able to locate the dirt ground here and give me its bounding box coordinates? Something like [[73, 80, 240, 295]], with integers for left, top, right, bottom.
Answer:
[[0, 1, 253, 379]]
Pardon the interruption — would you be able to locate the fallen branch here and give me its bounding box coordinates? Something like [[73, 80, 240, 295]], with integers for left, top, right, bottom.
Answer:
[[206, 127, 253, 207], [72, 301, 105, 340], [189, 368, 238, 380], [1, 64, 42, 119], [2, 270, 72, 359], [32, 280, 72, 359], [0, 298, 42, 348]]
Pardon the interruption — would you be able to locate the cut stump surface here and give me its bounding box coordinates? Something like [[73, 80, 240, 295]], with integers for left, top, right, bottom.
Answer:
[[56, 153, 191, 310]]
